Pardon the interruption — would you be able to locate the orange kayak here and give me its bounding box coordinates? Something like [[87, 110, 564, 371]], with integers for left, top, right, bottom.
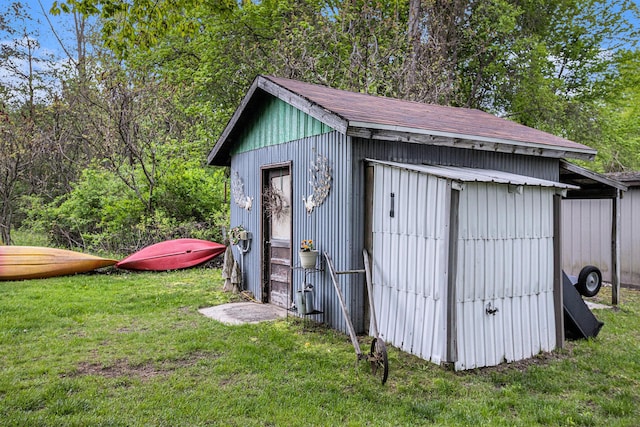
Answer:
[[0, 246, 117, 281]]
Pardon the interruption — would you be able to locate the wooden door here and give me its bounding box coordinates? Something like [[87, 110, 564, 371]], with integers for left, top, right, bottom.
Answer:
[[262, 166, 292, 308]]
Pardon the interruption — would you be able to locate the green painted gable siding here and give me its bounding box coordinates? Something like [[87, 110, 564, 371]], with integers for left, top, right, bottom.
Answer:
[[231, 97, 333, 154]]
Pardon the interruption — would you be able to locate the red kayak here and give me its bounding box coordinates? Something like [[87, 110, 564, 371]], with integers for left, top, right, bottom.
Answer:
[[116, 239, 226, 271]]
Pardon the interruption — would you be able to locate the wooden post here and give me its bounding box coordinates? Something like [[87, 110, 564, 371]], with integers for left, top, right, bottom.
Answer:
[[612, 190, 621, 305], [364, 165, 375, 334], [446, 184, 460, 363], [553, 194, 565, 348], [324, 251, 362, 355]]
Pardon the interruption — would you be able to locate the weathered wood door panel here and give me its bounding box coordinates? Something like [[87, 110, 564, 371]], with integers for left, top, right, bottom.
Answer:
[[263, 166, 292, 308]]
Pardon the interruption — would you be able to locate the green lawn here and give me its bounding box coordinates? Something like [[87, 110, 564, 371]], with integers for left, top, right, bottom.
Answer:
[[1, 269, 638, 426]]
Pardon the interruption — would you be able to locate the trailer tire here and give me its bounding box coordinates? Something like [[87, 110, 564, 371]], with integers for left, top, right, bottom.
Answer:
[[576, 266, 602, 297]]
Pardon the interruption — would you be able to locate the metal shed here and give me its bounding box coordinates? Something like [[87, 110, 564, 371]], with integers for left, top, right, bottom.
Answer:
[[368, 160, 576, 369], [560, 161, 629, 303], [562, 170, 637, 289], [208, 75, 597, 370]]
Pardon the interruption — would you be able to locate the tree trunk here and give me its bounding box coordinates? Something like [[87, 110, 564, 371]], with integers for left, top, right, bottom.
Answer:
[[0, 195, 12, 245], [406, 0, 422, 91]]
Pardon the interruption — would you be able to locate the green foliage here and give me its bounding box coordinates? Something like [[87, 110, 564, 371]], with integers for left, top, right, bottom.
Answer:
[[24, 167, 136, 251], [590, 49, 640, 171], [24, 164, 228, 256], [3, 0, 639, 250], [10, 227, 50, 246], [60, 0, 640, 155], [457, 0, 523, 109], [155, 164, 227, 222]]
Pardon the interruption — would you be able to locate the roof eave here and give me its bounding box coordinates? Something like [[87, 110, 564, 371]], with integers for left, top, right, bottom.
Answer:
[[366, 158, 580, 190], [560, 160, 629, 196], [207, 77, 263, 166], [258, 76, 348, 133], [207, 75, 348, 166], [348, 122, 597, 161]]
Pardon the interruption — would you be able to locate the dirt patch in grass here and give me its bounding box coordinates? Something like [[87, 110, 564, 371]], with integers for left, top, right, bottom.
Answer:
[[67, 351, 219, 380], [460, 343, 577, 377], [73, 360, 168, 379]]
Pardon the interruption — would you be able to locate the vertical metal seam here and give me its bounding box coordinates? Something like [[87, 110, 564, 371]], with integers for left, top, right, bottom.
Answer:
[[446, 182, 459, 364]]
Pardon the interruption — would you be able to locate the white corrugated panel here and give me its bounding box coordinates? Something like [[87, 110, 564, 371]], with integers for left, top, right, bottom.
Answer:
[[561, 199, 612, 280], [369, 160, 560, 370], [455, 183, 556, 370], [371, 164, 450, 363], [562, 190, 640, 286], [621, 190, 640, 285]]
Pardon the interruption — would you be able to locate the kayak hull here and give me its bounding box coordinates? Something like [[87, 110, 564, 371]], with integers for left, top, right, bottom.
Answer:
[[0, 246, 118, 281], [116, 239, 226, 271]]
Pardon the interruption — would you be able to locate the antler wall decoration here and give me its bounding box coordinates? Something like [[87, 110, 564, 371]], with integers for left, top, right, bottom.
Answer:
[[303, 150, 332, 214], [231, 170, 253, 211]]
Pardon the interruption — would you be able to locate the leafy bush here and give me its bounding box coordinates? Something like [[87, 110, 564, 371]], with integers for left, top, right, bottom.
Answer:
[[21, 168, 133, 251], [22, 164, 229, 256], [154, 163, 227, 223]]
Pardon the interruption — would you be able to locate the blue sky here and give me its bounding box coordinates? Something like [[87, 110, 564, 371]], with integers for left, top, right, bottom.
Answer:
[[22, 0, 80, 58], [0, 0, 92, 103]]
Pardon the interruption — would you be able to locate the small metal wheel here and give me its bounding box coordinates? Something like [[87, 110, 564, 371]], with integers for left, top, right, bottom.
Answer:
[[369, 337, 389, 384]]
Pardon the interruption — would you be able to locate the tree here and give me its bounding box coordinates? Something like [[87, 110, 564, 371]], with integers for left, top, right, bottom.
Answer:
[[0, 114, 36, 244], [0, 2, 55, 244], [402, 0, 469, 104], [68, 51, 184, 215], [38, 0, 640, 215], [591, 50, 640, 171]]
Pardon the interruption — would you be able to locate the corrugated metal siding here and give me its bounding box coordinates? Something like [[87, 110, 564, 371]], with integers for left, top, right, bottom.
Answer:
[[621, 189, 640, 285], [352, 138, 559, 181], [561, 199, 612, 280], [227, 104, 565, 345], [232, 97, 332, 155], [455, 183, 556, 370], [562, 190, 640, 285], [230, 130, 365, 334], [371, 164, 450, 363]]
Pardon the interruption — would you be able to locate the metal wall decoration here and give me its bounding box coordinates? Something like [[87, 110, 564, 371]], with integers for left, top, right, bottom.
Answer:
[[303, 150, 332, 214], [231, 170, 253, 211]]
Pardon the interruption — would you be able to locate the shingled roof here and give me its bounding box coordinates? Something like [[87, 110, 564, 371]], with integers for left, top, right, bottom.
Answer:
[[605, 171, 640, 187], [208, 75, 596, 165]]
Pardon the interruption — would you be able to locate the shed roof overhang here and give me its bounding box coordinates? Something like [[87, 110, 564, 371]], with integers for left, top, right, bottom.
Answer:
[[559, 160, 627, 306], [349, 123, 595, 161], [207, 75, 597, 166], [367, 159, 579, 192], [559, 160, 628, 199]]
